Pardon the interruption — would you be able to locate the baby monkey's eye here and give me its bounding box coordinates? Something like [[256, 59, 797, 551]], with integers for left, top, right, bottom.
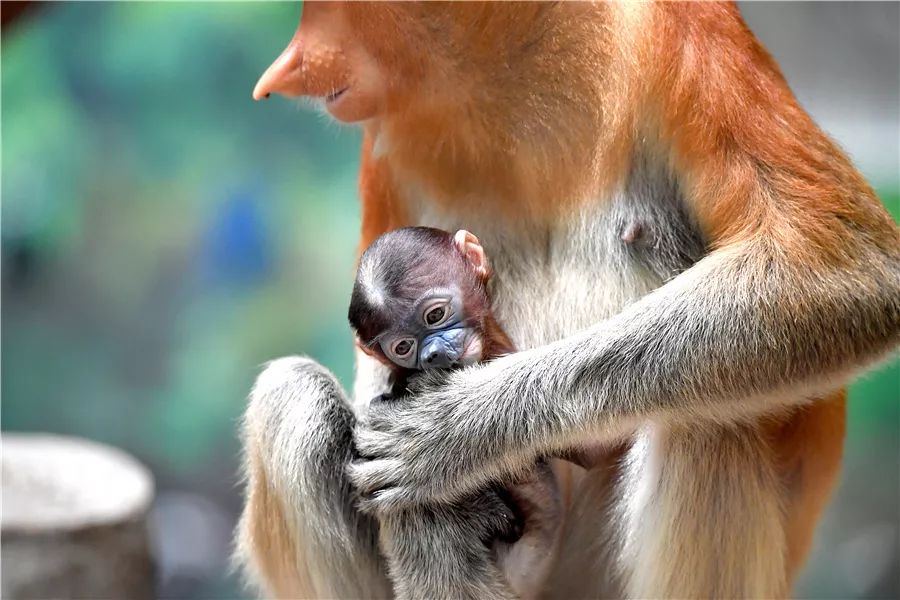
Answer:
[[425, 306, 445, 325], [424, 304, 449, 327], [392, 339, 414, 357]]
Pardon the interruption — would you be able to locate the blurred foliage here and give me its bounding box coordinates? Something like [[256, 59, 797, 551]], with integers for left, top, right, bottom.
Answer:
[[1, 3, 897, 599], [2, 3, 365, 596]]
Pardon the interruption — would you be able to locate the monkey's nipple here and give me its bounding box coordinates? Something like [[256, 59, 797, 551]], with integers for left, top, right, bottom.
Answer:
[[621, 222, 643, 244]]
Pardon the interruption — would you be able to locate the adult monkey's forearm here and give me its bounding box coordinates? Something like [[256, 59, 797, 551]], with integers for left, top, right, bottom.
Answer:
[[497, 234, 900, 456], [428, 230, 900, 492]]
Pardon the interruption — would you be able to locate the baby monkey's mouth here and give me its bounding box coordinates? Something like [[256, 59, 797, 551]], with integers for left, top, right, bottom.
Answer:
[[457, 332, 484, 366]]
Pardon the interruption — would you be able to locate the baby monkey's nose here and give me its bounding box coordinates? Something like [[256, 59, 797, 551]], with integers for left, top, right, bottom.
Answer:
[[423, 349, 454, 369], [420, 337, 459, 369]]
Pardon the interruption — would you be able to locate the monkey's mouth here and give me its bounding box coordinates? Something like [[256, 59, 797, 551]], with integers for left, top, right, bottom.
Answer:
[[325, 87, 349, 104], [458, 335, 484, 366]]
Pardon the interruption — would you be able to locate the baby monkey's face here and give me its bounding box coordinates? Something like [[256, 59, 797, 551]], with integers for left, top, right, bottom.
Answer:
[[377, 283, 484, 370], [349, 227, 492, 371]]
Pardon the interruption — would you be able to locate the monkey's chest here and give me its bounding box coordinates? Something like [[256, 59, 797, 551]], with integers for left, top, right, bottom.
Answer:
[[407, 186, 705, 350], [488, 221, 665, 349]]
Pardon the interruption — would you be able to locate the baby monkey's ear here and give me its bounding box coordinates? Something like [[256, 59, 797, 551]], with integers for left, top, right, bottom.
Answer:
[[454, 230, 489, 281]]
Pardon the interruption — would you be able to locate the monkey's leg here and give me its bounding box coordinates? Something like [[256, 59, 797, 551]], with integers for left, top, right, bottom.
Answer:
[[235, 357, 392, 599], [360, 390, 520, 600], [237, 356, 518, 600], [378, 491, 519, 600], [620, 422, 788, 599]]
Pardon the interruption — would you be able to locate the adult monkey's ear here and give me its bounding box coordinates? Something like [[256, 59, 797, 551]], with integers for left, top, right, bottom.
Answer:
[[454, 230, 489, 281]]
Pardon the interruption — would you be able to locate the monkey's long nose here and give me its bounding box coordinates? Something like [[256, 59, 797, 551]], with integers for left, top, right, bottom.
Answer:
[[252, 27, 349, 100], [253, 40, 304, 100]]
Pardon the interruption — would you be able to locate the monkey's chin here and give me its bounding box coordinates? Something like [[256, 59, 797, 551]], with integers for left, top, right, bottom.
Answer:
[[323, 88, 378, 123]]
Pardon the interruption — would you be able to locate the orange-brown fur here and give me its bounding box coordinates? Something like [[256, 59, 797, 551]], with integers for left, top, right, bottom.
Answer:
[[358, 130, 409, 252], [765, 391, 847, 575], [480, 314, 515, 360], [374, 3, 638, 221], [238, 451, 307, 599]]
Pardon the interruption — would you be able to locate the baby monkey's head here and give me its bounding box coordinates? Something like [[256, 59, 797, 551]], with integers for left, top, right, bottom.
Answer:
[[349, 226, 495, 371]]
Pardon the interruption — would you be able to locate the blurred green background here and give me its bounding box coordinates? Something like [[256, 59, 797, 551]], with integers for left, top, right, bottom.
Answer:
[[2, 2, 897, 599]]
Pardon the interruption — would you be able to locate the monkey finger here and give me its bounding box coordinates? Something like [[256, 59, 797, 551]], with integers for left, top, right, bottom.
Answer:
[[347, 458, 402, 495], [356, 486, 415, 515], [353, 427, 397, 459]]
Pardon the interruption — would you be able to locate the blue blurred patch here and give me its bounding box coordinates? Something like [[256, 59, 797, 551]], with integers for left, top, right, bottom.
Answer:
[[201, 190, 272, 287]]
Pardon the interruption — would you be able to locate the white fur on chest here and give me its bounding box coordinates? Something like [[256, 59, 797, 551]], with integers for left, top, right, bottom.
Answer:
[[405, 199, 664, 351]]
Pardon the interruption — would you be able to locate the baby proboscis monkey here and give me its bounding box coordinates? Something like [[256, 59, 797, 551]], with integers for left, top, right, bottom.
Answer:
[[349, 227, 515, 396], [348, 226, 561, 598]]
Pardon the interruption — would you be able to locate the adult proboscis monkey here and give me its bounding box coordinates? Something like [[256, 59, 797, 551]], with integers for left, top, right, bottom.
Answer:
[[237, 3, 900, 598]]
